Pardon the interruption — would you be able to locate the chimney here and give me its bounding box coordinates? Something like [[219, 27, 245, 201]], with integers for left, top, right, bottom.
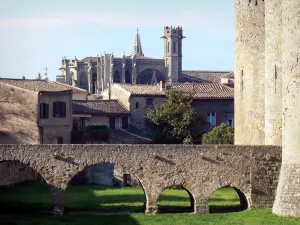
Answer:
[[160, 81, 166, 91]]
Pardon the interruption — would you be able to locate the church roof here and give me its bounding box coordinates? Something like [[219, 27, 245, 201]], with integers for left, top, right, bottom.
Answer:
[[132, 28, 144, 56], [181, 70, 232, 83], [0, 78, 88, 93], [117, 83, 234, 99], [73, 100, 129, 115]]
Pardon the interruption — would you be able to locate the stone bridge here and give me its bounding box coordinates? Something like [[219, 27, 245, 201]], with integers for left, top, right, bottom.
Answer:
[[0, 144, 281, 215]]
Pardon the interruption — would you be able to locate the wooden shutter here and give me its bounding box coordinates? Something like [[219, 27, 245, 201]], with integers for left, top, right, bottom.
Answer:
[[44, 104, 49, 118]]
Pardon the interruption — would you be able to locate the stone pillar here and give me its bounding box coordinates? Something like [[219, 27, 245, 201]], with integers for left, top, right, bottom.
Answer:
[[234, 0, 265, 145], [132, 63, 137, 84], [273, 0, 300, 217], [97, 56, 102, 93], [122, 54, 126, 83], [88, 60, 93, 94], [194, 198, 209, 214], [264, 0, 282, 145], [52, 187, 65, 216]]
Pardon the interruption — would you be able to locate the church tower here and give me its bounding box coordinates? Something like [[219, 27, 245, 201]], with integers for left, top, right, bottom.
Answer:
[[132, 28, 144, 56], [162, 26, 185, 83]]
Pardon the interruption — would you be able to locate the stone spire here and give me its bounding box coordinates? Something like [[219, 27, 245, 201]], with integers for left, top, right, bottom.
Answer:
[[132, 27, 144, 56]]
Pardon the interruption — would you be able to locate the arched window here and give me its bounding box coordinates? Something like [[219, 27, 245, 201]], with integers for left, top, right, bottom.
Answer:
[[173, 41, 176, 54]]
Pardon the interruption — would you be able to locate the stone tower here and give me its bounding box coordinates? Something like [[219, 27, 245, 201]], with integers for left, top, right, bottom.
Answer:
[[161, 26, 185, 83], [264, 0, 282, 145], [273, 0, 300, 217], [234, 0, 265, 145]]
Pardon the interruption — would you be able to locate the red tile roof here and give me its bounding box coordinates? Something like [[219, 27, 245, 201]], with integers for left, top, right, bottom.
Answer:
[[73, 100, 129, 115], [118, 83, 234, 99]]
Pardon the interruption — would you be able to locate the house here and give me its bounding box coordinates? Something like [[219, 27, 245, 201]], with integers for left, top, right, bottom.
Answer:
[[0, 78, 87, 144], [102, 82, 234, 133]]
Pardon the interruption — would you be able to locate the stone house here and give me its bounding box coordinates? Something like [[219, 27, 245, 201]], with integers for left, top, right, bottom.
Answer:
[[0, 78, 87, 144], [101, 82, 234, 133]]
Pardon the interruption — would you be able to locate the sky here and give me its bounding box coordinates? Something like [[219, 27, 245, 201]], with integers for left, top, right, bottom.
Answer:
[[0, 0, 234, 81]]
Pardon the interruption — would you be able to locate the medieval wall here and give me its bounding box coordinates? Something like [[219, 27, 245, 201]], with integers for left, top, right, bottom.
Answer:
[[264, 0, 282, 145], [0, 144, 281, 215], [273, 0, 300, 217], [234, 0, 265, 145]]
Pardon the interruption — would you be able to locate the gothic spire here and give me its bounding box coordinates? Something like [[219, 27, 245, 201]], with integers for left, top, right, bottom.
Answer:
[[132, 27, 144, 56]]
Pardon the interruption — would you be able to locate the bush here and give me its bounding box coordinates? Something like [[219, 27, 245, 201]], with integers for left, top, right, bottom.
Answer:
[[202, 123, 234, 144]]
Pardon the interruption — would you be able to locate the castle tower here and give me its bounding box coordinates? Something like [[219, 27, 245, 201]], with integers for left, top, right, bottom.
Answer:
[[162, 26, 185, 83], [273, 0, 300, 217], [264, 0, 282, 145], [234, 0, 265, 145], [132, 28, 144, 56]]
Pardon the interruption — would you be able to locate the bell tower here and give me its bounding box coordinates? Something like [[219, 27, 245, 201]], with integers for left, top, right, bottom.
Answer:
[[161, 26, 185, 83]]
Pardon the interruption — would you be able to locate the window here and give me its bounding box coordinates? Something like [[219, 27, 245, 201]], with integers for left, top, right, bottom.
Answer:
[[39, 103, 49, 119], [136, 102, 139, 109], [57, 137, 63, 144], [53, 101, 66, 117], [207, 112, 216, 128], [167, 42, 170, 53], [146, 98, 153, 107], [226, 112, 234, 126]]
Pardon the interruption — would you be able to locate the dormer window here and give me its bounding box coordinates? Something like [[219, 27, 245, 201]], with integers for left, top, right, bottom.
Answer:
[[53, 101, 66, 118]]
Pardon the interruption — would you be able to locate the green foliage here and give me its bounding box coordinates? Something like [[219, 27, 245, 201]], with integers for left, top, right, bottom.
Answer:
[[145, 89, 208, 144], [202, 123, 234, 144]]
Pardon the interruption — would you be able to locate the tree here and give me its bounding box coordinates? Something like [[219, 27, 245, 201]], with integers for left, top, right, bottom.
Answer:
[[202, 123, 234, 144], [145, 89, 209, 144]]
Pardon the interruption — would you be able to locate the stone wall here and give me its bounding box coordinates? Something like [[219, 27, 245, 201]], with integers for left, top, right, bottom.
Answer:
[[264, 0, 282, 145], [234, 0, 265, 145], [0, 144, 281, 215], [272, 0, 300, 217]]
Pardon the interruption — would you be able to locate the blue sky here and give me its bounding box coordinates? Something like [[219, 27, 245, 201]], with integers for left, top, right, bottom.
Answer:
[[0, 0, 234, 81]]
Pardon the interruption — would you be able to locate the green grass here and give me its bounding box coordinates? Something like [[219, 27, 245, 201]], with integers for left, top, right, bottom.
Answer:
[[0, 182, 300, 225]]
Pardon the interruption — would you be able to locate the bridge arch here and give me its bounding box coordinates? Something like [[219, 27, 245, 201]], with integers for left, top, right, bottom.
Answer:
[[156, 185, 195, 214], [63, 161, 149, 213], [206, 183, 250, 213]]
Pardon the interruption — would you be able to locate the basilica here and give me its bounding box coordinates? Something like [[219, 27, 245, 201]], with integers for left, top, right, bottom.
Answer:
[[56, 26, 231, 94]]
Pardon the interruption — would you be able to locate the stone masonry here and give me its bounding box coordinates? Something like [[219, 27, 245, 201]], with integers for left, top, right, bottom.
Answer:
[[0, 144, 281, 215], [272, 0, 300, 217], [234, 0, 265, 145]]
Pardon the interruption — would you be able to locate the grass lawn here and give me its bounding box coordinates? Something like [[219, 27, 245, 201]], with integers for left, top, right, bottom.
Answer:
[[0, 182, 300, 225]]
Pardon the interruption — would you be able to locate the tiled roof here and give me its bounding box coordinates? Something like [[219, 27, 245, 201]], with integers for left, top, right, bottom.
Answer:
[[181, 70, 232, 83], [0, 78, 88, 93], [220, 72, 234, 79], [118, 83, 234, 99], [73, 100, 129, 115], [79, 57, 98, 63]]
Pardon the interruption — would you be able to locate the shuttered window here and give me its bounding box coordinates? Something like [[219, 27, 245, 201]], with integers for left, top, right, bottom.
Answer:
[[207, 112, 216, 128], [53, 101, 66, 118], [39, 103, 49, 119]]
